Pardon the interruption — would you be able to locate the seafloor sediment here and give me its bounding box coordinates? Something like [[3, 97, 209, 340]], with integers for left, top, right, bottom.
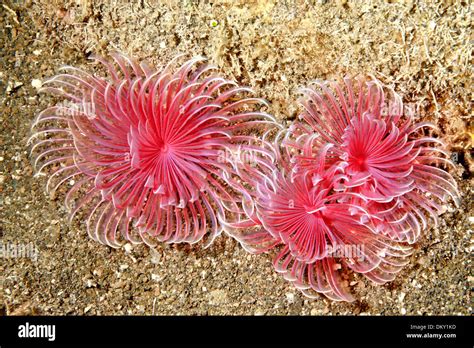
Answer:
[[0, 1, 471, 315]]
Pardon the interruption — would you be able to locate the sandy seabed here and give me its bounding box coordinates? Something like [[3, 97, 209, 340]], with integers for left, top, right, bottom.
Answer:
[[0, 0, 472, 315]]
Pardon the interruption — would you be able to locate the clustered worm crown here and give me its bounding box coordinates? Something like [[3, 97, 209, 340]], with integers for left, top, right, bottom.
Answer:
[[30, 54, 460, 302]]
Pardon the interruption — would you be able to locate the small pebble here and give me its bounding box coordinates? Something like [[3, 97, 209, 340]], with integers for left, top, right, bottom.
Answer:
[[31, 79, 42, 89], [398, 292, 406, 302], [286, 292, 295, 303], [123, 243, 132, 253]]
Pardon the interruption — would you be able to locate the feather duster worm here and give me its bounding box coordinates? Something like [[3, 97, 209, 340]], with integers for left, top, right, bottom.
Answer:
[[29, 53, 277, 248], [289, 77, 460, 244], [224, 77, 459, 301], [224, 131, 413, 301]]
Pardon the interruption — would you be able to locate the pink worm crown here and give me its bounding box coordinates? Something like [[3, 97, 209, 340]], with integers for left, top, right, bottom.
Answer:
[[30, 54, 460, 302]]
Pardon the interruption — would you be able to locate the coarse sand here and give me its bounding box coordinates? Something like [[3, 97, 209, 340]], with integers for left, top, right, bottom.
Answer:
[[0, 0, 472, 315]]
